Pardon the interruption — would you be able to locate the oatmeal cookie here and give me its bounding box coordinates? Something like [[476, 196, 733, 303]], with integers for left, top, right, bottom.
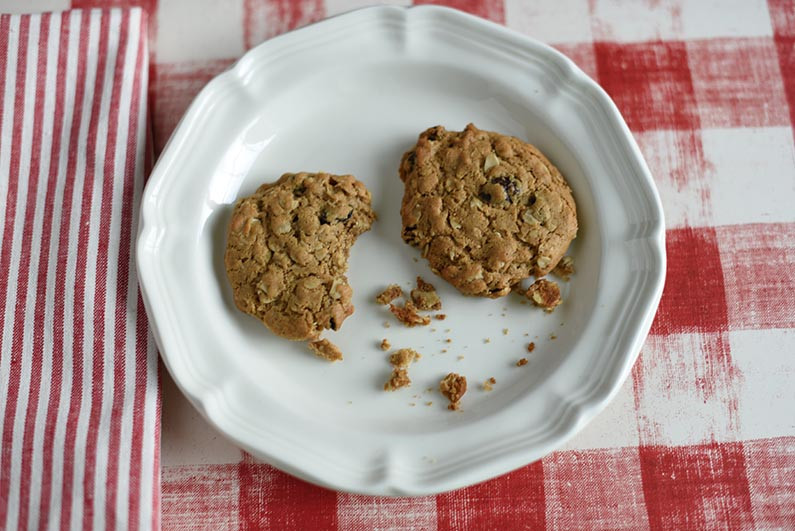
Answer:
[[399, 124, 577, 297], [225, 172, 375, 340]]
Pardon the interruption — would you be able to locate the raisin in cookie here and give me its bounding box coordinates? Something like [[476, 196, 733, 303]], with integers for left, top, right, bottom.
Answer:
[[399, 124, 577, 297], [225, 172, 375, 340]]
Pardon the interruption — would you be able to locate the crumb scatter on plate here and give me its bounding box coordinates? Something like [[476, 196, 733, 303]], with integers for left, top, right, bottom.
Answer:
[[517, 358, 528, 367], [526, 278, 562, 312], [389, 300, 431, 327], [411, 276, 442, 311], [376, 284, 403, 305], [527, 342, 536, 352], [384, 348, 422, 391], [308, 339, 343, 362], [440, 373, 467, 411]]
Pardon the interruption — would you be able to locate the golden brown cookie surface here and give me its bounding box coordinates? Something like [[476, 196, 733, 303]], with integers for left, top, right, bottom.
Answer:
[[399, 124, 577, 297], [225, 172, 375, 340]]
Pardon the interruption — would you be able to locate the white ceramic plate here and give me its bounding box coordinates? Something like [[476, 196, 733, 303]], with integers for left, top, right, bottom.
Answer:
[[137, 5, 665, 496]]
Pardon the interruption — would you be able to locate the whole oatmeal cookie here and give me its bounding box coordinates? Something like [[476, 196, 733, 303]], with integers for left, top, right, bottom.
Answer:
[[399, 124, 577, 297], [225, 172, 375, 340]]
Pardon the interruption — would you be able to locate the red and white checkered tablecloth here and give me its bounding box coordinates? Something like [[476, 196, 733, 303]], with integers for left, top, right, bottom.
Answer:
[[2, 0, 794, 529]]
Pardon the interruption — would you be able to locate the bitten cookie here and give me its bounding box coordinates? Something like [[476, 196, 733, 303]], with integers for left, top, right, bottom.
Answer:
[[225, 172, 375, 340], [399, 124, 577, 297]]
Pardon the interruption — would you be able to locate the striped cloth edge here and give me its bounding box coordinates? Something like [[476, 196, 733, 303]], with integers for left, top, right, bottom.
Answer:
[[0, 8, 159, 530]]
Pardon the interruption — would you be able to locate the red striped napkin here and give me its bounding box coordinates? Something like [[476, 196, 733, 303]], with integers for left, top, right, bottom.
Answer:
[[0, 8, 158, 529]]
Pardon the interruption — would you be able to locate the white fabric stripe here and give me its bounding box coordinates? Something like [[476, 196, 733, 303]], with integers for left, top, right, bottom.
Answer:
[[140, 333, 158, 530], [70, 9, 119, 529], [135, 31, 157, 527], [113, 11, 142, 529], [27, 12, 64, 529], [0, 20, 20, 505], [10, 13, 56, 530], [3, 15, 40, 531], [46, 10, 81, 529], [92, 9, 123, 531], [0, 16, 20, 261], [58, 9, 100, 529]]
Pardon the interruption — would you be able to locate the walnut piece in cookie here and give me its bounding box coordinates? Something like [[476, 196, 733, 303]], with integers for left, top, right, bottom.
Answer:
[[411, 276, 442, 311], [552, 255, 575, 281], [526, 278, 561, 312], [439, 372, 467, 410], [384, 348, 422, 391], [376, 284, 403, 305], [308, 339, 343, 362], [225, 172, 375, 341], [399, 124, 577, 298], [389, 300, 431, 327]]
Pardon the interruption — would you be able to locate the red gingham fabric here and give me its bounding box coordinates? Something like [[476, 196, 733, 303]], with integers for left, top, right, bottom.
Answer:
[[3, 0, 795, 529], [0, 8, 159, 530]]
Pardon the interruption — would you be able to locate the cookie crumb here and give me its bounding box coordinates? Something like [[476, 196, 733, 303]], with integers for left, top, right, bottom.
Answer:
[[445, 338, 452, 343], [516, 358, 528, 367], [526, 278, 562, 312], [380, 338, 390, 351], [484, 338, 491, 344], [384, 348, 422, 391], [527, 342, 536, 352], [502, 328, 509, 335], [411, 276, 442, 311], [550, 334, 557, 340], [308, 339, 343, 362], [441, 349, 448, 353], [552, 255, 575, 281], [409, 403, 416, 407], [376, 285, 403, 305], [389, 301, 431, 327], [425, 401, 433, 406], [390, 348, 421, 367], [383, 321, 391, 328], [482, 377, 496, 391], [384, 368, 410, 390], [435, 314, 447, 320], [457, 355, 464, 360], [412, 257, 418, 263], [439, 373, 467, 411]]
